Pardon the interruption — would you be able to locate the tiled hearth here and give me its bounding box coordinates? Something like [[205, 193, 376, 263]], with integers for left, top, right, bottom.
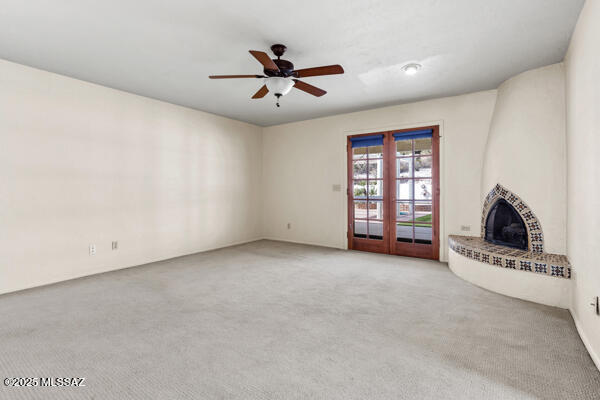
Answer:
[[449, 235, 571, 279], [449, 183, 571, 280]]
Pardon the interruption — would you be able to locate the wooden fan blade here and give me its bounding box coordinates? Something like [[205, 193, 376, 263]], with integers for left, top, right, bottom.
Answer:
[[251, 85, 269, 99], [294, 64, 344, 78], [209, 75, 264, 79], [249, 50, 279, 71], [292, 79, 327, 97]]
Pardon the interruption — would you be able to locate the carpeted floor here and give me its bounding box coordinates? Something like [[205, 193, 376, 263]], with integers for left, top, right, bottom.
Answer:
[[1, 240, 599, 399]]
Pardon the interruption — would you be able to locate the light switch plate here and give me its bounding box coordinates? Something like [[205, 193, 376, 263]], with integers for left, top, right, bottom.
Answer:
[[89, 244, 96, 256], [332, 184, 342, 192]]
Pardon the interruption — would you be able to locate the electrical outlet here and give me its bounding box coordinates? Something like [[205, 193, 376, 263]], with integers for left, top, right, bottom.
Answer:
[[89, 244, 96, 256], [112, 241, 118, 250], [287, 223, 291, 230], [461, 225, 471, 232]]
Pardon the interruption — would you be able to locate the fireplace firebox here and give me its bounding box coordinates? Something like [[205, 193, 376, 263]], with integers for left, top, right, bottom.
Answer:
[[484, 199, 528, 250]]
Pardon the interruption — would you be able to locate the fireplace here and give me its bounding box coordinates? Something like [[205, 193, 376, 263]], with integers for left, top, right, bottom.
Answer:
[[480, 184, 544, 252], [484, 199, 528, 250], [447, 184, 570, 293]]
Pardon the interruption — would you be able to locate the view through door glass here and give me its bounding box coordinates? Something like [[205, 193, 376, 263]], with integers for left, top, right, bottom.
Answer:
[[395, 135, 433, 244], [352, 136, 384, 240]]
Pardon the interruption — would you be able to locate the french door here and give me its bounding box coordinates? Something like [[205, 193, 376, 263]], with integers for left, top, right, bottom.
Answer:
[[347, 126, 439, 260]]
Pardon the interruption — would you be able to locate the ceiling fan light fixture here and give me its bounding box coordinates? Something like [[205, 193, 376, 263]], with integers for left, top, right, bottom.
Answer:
[[265, 77, 294, 96], [402, 63, 422, 76]]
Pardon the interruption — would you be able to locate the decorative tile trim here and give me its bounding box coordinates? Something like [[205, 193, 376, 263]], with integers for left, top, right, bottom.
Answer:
[[481, 183, 544, 253], [449, 235, 571, 280]]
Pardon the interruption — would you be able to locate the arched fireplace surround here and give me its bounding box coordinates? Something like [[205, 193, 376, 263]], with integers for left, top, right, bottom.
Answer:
[[480, 183, 544, 253]]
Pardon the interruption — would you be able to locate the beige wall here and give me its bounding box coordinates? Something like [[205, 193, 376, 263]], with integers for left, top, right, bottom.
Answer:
[[565, 0, 600, 369], [0, 59, 263, 294], [262, 91, 498, 261], [482, 63, 567, 254]]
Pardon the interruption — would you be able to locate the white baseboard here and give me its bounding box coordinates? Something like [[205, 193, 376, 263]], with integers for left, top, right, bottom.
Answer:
[[261, 236, 345, 250], [571, 309, 600, 372], [0, 237, 265, 297]]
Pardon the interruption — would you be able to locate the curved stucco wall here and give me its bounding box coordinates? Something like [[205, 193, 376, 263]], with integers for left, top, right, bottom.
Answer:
[[481, 63, 566, 254], [449, 63, 570, 310], [449, 249, 570, 308]]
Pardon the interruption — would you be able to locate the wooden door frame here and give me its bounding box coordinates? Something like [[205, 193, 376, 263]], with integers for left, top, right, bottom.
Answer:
[[346, 131, 391, 254], [347, 126, 440, 260], [388, 125, 440, 260]]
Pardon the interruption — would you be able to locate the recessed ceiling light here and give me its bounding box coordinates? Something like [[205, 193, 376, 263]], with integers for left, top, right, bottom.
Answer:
[[403, 63, 422, 76]]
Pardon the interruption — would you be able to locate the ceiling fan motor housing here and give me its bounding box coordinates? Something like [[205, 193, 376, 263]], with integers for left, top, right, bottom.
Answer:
[[264, 59, 295, 77], [264, 43, 295, 77]]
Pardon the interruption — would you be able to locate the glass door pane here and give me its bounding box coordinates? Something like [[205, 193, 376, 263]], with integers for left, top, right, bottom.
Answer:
[[351, 140, 385, 242], [396, 201, 413, 243], [414, 201, 433, 244]]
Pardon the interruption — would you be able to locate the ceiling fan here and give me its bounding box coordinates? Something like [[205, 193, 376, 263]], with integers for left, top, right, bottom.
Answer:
[[209, 44, 344, 107]]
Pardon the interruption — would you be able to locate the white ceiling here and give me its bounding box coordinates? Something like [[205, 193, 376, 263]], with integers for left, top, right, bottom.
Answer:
[[0, 0, 584, 126]]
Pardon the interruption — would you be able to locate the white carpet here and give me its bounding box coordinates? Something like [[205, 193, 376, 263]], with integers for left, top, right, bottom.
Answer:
[[1, 240, 598, 399]]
